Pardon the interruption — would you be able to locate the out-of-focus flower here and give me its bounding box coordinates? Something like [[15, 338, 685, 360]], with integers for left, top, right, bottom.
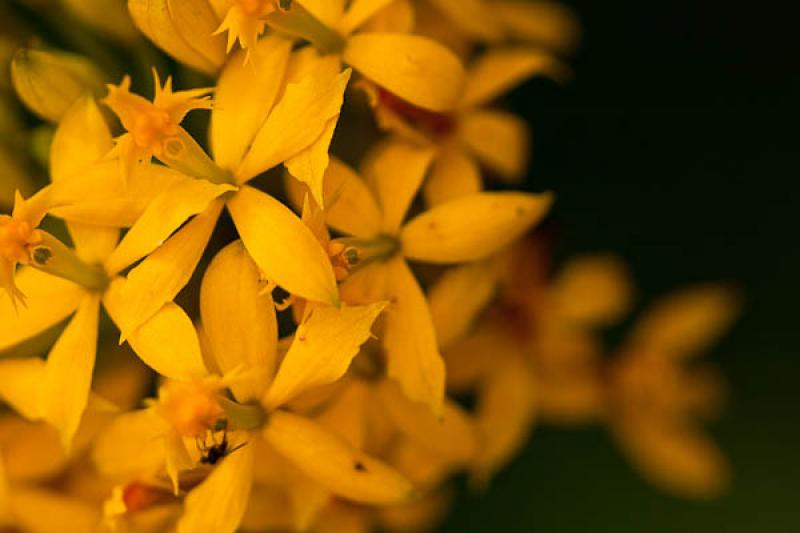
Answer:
[[607, 285, 740, 498]]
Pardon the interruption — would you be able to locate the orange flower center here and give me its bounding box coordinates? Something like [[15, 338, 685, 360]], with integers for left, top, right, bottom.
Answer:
[[159, 380, 225, 439], [0, 215, 41, 264], [233, 0, 277, 17]]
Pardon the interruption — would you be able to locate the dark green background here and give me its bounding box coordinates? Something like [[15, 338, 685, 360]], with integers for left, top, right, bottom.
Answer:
[[443, 1, 800, 531]]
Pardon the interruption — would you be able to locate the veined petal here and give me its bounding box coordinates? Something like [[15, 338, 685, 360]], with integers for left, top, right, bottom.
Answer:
[[104, 279, 207, 381], [423, 146, 482, 206], [263, 410, 414, 504], [361, 139, 434, 234], [264, 302, 387, 409], [343, 33, 465, 112], [104, 177, 233, 275], [284, 116, 338, 208], [401, 191, 553, 264], [383, 258, 445, 415], [211, 35, 292, 171], [461, 48, 567, 108], [200, 241, 278, 402], [50, 97, 112, 183], [0, 268, 83, 351], [377, 379, 478, 464], [428, 260, 499, 349], [117, 200, 222, 337], [341, 0, 396, 34], [319, 158, 382, 238], [178, 440, 255, 533], [228, 186, 339, 306], [0, 358, 46, 420], [458, 110, 530, 180], [40, 294, 100, 451], [235, 57, 350, 184]]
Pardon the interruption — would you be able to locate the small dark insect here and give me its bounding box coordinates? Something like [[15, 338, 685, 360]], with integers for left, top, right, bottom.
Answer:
[[197, 423, 247, 465]]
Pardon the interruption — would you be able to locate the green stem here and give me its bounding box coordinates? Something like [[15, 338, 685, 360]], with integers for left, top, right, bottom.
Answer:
[[31, 232, 109, 292], [266, 2, 346, 54], [219, 397, 267, 431]]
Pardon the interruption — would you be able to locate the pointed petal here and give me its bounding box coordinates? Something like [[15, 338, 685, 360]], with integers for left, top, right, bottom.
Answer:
[[428, 260, 499, 349], [458, 110, 531, 180], [0, 358, 46, 420], [0, 268, 83, 351], [362, 139, 434, 233], [284, 115, 338, 208], [401, 191, 553, 264], [104, 177, 233, 275], [264, 302, 386, 408], [553, 255, 633, 326], [263, 410, 414, 504], [178, 441, 255, 533], [104, 278, 207, 380], [228, 186, 339, 306], [50, 96, 112, 183], [383, 258, 445, 414], [492, 0, 580, 54], [235, 57, 350, 183], [40, 294, 100, 450], [117, 200, 221, 336], [211, 35, 293, 171], [343, 33, 465, 112], [319, 158, 382, 238], [462, 48, 567, 108], [200, 241, 278, 402], [423, 147, 482, 206], [342, 0, 396, 34]]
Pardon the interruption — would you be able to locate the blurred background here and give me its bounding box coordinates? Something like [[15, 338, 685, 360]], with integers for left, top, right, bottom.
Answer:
[[442, 1, 800, 531]]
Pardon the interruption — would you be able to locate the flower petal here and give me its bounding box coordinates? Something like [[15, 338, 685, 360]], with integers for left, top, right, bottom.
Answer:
[[401, 191, 553, 264], [0, 268, 83, 352], [343, 33, 465, 112], [0, 359, 46, 420], [264, 302, 386, 409], [361, 139, 434, 234], [211, 35, 292, 171], [423, 146, 482, 206], [383, 258, 445, 415], [104, 177, 233, 275], [50, 96, 112, 183], [424, 0, 503, 42], [200, 241, 278, 402], [117, 200, 222, 337], [40, 294, 100, 450], [284, 116, 338, 208], [263, 410, 414, 504], [458, 109, 530, 180], [552, 255, 633, 326], [318, 158, 382, 238], [228, 185, 339, 306], [341, 0, 396, 34], [177, 441, 255, 533], [91, 408, 168, 480], [492, 0, 580, 53], [7, 488, 99, 532]]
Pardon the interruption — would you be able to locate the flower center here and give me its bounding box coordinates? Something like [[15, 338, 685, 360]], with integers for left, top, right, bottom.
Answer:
[[233, 0, 278, 17], [130, 108, 176, 153], [159, 380, 225, 439], [0, 215, 41, 264]]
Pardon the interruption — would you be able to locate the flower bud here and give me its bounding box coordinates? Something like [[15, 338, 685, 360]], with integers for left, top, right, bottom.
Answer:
[[11, 48, 105, 122]]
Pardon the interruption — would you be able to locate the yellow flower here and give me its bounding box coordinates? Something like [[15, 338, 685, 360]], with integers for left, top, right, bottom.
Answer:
[[215, 0, 285, 52], [607, 285, 739, 498], [288, 139, 553, 413], [0, 189, 49, 308]]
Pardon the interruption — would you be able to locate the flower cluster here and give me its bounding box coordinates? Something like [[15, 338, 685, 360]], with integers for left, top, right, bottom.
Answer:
[[0, 1, 738, 532]]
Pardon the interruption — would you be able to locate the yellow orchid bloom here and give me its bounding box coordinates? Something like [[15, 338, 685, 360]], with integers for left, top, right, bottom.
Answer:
[[288, 139, 552, 414], [92, 240, 411, 532], [607, 285, 739, 499]]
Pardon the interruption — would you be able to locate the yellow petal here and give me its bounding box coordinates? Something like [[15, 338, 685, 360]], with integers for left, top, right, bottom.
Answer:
[[235, 57, 350, 184], [128, 0, 226, 75], [0, 268, 83, 351], [552, 254, 633, 326], [67, 223, 119, 264], [284, 116, 338, 208], [428, 260, 499, 349], [458, 110, 530, 180], [319, 158, 382, 238], [200, 241, 278, 402], [401, 191, 553, 264], [228, 185, 339, 306], [263, 410, 414, 504], [627, 285, 740, 359], [361, 139, 434, 233], [48, 161, 188, 228], [103, 279, 208, 380], [91, 409, 168, 480], [178, 441, 255, 533], [358, 0, 414, 33], [264, 302, 386, 408], [104, 178, 233, 275], [40, 294, 100, 450], [338, 260, 390, 305], [425, 0, 503, 42], [8, 488, 99, 532], [612, 418, 729, 498], [461, 47, 567, 108], [343, 33, 465, 112], [377, 379, 478, 464], [383, 258, 445, 414], [117, 200, 222, 336], [472, 352, 536, 486], [50, 96, 112, 183], [423, 147, 482, 206], [295, 0, 345, 29], [211, 35, 293, 171], [0, 359, 46, 420], [316, 379, 369, 448], [341, 0, 396, 34], [492, 0, 580, 54]]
